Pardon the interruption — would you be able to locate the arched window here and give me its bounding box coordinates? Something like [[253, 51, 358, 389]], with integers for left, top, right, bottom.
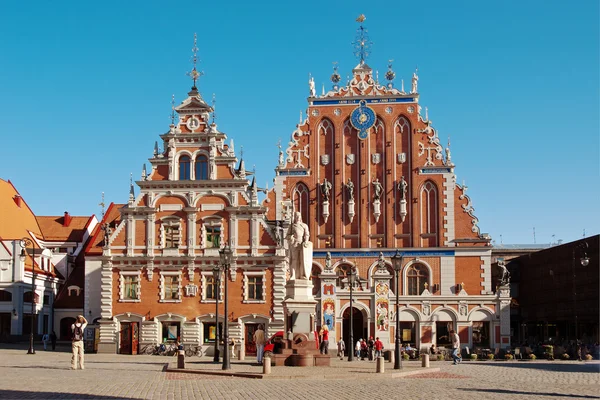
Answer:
[[319, 119, 334, 136], [420, 181, 438, 236], [394, 116, 410, 135], [23, 291, 39, 303], [407, 264, 429, 295], [0, 290, 12, 301], [292, 183, 309, 225], [195, 155, 208, 180], [179, 155, 191, 180]]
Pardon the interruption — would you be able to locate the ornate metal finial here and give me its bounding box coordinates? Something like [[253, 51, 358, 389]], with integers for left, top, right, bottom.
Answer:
[[330, 62, 341, 89], [186, 33, 204, 90], [240, 145, 244, 159], [385, 59, 395, 88], [128, 173, 135, 204], [353, 15, 372, 65], [211, 93, 217, 124], [170, 94, 176, 125], [99, 192, 106, 219], [445, 136, 453, 166]]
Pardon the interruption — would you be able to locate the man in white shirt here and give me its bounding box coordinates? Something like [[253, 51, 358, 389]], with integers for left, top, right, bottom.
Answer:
[[71, 315, 88, 370], [450, 329, 461, 365]]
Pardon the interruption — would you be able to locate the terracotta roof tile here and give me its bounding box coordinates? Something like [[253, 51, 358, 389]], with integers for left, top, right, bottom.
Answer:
[[0, 179, 42, 239], [36, 215, 94, 242]]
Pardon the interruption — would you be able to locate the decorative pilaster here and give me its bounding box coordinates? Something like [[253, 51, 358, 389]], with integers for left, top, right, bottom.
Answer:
[[146, 214, 155, 257], [186, 210, 196, 256]]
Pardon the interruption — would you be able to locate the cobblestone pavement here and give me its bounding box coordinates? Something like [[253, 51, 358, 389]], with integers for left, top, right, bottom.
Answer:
[[0, 347, 598, 400]]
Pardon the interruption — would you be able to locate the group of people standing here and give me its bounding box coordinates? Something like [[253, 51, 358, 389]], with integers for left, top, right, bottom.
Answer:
[[41, 330, 58, 351], [334, 337, 383, 360]]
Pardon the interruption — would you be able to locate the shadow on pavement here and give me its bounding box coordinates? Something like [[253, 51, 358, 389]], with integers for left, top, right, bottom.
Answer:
[[0, 389, 140, 399], [460, 388, 598, 399], [461, 361, 600, 373]]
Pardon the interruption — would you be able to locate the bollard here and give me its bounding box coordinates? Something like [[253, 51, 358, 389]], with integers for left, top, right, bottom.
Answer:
[[376, 356, 385, 373], [238, 348, 245, 361], [177, 350, 185, 369], [421, 353, 430, 368], [262, 356, 271, 374], [389, 350, 395, 364]]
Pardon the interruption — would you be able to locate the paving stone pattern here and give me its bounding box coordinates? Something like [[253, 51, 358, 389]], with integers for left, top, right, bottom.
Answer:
[[0, 347, 598, 400]]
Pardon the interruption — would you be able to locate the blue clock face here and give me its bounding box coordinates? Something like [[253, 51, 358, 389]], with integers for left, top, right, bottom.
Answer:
[[350, 101, 376, 140]]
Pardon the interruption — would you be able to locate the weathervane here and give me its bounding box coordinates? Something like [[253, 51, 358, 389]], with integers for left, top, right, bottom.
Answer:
[[385, 59, 396, 88], [331, 62, 341, 89], [211, 93, 217, 124], [353, 14, 372, 64], [186, 33, 204, 89], [99, 192, 106, 220]]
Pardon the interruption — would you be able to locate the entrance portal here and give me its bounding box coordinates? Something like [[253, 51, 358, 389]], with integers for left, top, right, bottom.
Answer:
[[119, 322, 139, 355], [245, 323, 259, 356], [342, 307, 364, 356]]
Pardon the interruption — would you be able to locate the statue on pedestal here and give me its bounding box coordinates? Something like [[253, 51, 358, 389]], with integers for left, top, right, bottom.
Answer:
[[286, 212, 313, 280], [498, 260, 511, 285]]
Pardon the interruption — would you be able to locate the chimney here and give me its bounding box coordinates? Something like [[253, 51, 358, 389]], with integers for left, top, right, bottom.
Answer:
[[63, 211, 72, 227], [13, 195, 22, 207]]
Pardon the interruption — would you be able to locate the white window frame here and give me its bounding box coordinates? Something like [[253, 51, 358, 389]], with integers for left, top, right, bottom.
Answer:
[[242, 270, 266, 304], [160, 217, 182, 249], [159, 270, 182, 303], [200, 271, 222, 304], [119, 270, 142, 302]]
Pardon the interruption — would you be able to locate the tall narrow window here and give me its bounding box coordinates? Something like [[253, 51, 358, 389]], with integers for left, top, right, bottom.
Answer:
[[179, 155, 191, 180], [164, 276, 180, 300], [407, 264, 429, 295], [248, 276, 263, 300], [195, 155, 208, 180], [206, 276, 217, 300], [292, 183, 309, 225], [124, 275, 139, 300], [420, 181, 438, 238]]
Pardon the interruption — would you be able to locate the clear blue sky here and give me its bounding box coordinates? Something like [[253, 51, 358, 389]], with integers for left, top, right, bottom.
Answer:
[[1, 0, 598, 245]]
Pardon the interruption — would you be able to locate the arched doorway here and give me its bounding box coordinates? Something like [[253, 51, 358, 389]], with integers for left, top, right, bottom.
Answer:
[[342, 307, 364, 355], [60, 317, 76, 340]]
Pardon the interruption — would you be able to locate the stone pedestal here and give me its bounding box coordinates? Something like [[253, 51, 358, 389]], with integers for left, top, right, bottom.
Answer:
[[284, 279, 317, 335]]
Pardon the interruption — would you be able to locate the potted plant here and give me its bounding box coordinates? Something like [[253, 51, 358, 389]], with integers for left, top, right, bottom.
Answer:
[[436, 354, 444, 361], [561, 353, 570, 360], [504, 353, 514, 360], [402, 353, 410, 360], [543, 345, 554, 360], [585, 354, 593, 361], [528, 354, 537, 360], [470, 354, 478, 360], [487, 353, 495, 360]]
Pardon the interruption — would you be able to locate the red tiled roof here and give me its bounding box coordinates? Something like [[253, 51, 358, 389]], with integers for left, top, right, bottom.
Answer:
[[36, 215, 94, 242], [85, 203, 124, 255]]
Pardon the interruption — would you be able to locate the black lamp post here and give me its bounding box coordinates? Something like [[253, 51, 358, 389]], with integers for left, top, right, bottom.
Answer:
[[212, 264, 222, 363], [572, 241, 589, 361], [20, 237, 36, 355], [347, 266, 356, 361], [392, 249, 404, 370], [219, 246, 233, 370]]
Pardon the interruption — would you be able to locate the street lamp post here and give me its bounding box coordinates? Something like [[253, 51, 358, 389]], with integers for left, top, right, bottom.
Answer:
[[572, 241, 589, 361], [347, 267, 356, 362], [212, 265, 222, 363], [20, 237, 36, 355], [219, 246, 233, 370], [392, 249, 404, 370]]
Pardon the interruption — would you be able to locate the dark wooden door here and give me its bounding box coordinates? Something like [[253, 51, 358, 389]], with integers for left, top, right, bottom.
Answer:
[[119, 323, 131, 354], [245, 323, 259, 355], [131, 323, 139, 355]]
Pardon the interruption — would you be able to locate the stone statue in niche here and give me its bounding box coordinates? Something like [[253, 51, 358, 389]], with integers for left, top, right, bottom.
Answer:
[[346, 178, 354, 201], [321, 178, 332, 202], [286, 212, 313, 280], [372, 178, 383, 201], [398, 176, 408, 200]]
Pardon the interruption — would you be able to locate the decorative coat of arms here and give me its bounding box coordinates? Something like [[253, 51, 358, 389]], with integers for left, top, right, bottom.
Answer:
[[372, 153, 381, 164], [346, 153, 355, 165], [397, 153, 406, 163], [320, 154, 329, 166]]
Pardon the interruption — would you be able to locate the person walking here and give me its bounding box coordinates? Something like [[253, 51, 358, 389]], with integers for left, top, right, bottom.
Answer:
[[374, 337, 384, 359], [42, 332, 49, 351], [319, 325, 329, 355], [355, 339, 362, 360], [337, 338, 346, 359], [71, 315, 88, 370], [450, 329, 461, 365], [253, 325, 265, 365], [50, 330, 57, 351]]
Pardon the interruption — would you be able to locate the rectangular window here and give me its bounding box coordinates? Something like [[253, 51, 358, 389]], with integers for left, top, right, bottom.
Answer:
[[206, 276, 217, 300], [165, 225, 180, 248], [472, 322, 490, 348], [206, 226, 221, 248], [436, 322, 452, 346], [164, 276, 180, 300], [124, 276, 139, 300], [203, 322, 223, 344], [248, 276, 263, 300], [161, 322, 180, 343]]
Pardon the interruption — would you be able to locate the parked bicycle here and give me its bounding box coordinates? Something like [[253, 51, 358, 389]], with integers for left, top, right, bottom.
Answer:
[[185, 345, 203, 357]]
